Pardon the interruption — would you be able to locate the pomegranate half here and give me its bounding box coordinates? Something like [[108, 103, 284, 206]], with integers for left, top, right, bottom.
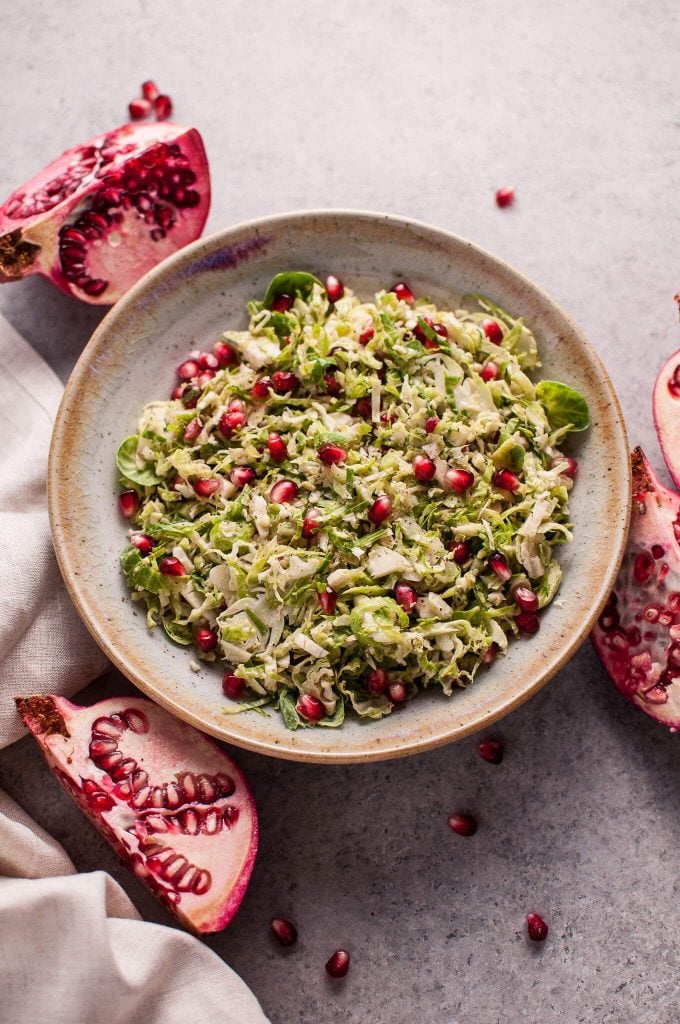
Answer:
[[653, 346, 680, 489], [591, 448, 680, 728], [0, 121, 210, 304], [16, 694, 257, 933]]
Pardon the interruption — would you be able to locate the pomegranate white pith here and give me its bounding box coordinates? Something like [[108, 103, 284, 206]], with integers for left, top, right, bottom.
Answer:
[[652, 347, 680, 490], [16, 694, 257, 933], [0, 121, 210, 305], [591, 448, 680, 728]]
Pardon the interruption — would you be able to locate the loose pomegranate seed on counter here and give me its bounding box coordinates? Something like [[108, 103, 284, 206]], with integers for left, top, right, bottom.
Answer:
[[213, 340, 237, 366], [177, 359, 200, 381], [493, 468, 521, 493], [477, 737, 503, 764], [325, 950, 350, 978], [481, 318, 504, 344], [450, 541, 471, 564], [296, 694, 325, 721], [302, 510, 322, 538], [445, 468, 474, 493], [219, 409, 246, 437], [222, 674, 247, 700], [513, 586, 539, 612], [142, 80, 159, 101], [318, 443, 346, 465], [516, 611, 540, 634], [130, 533, 154, 555], [271, 371, 298, 394], [323, 372, 343, 396], [359, 322, 375, 345], [269, 479, 298, 504], [388, 681, 408, 703], [413, 453, 436, 482], [158, 555, 185, 576], [368, 495, 392, 524], [526, 912, 548, 942], [194, 478, 220, 498], [154, 94, 173, 121], [395, 582, 418, 614], [252, 377, 272, 400], [271, 293, 294, 313], [390, 281, 415, 305], [230, 466, 256, 489], [270, 917, 298, 947], [488, 553, 512, 581], [183, 418, 202, 442], [481, 361, 499, 382], [425, 416, 439, 433], [198, 351, 220, 371], [495, 186, 515, 208], [317, 589, 338, 615], [129, 98, 151, 121], [118, 490, 139, 518], [195, 627, 218, 652], [268, 433, 288, 462], [367, 669, 388, 695], [325, 274, 344, 302], [448, 812, 478, 837]]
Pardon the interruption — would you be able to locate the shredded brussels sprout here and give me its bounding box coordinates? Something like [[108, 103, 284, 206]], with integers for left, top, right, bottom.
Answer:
[[117, 274, 585, 728]]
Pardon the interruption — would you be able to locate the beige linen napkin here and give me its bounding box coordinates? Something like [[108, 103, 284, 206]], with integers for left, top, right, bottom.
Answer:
[[0, 313, 269, 1024]]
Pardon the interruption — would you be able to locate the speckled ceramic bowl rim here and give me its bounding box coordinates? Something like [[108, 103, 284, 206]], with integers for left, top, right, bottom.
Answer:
[[48, 209, 631, 762]]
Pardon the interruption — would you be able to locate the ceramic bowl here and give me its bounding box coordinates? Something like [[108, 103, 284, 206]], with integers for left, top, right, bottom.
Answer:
[[49, 211, 630, 763]]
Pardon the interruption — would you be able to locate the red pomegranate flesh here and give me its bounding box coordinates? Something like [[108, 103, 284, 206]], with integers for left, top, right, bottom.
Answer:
[[653, 346, 680, 489], [15, 694, 257, 934], [0, 121, 210, 305], [591, 448, 680, 728]]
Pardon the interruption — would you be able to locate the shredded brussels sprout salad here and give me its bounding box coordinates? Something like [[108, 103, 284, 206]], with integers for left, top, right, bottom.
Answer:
[[116, 271, 589, 729]]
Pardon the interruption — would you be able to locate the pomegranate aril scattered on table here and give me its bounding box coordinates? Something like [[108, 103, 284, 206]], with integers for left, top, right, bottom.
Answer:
[[118, 490, 139, 519], [325, 949, 350, 978], [448, 812, 478, 837], [270, 917, 298, 947], [526, 912, 548, 942], [477, 737, 503, 764], [495, 186, 515, 208]]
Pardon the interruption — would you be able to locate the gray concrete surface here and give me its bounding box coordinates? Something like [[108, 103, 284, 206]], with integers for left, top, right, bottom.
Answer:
[[1, 1, 680, 1021]]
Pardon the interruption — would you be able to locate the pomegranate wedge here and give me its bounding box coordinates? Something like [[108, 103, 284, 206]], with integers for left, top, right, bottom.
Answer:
[[0, 121, 210, 305], [16, 694, 257, 933], [653, 346, 680, 489], [591, 448, 680, 728]]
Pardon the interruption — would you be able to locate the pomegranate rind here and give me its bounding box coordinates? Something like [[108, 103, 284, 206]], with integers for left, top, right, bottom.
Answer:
[[652, 347, 680, 489], [591, 448, 680, 729], [0, 122, 210, 305], [16, 694, 257, 933]]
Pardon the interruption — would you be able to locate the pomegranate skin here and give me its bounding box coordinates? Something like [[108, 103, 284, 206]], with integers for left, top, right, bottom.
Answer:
[[0, 121, 210, 305], [15, 694, 257, 934], [591, 448, 680, 729], [653, 346, 680, 489]]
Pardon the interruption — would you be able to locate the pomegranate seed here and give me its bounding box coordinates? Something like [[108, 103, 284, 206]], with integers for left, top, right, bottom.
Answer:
[[142, 80, 159, 101], [496, 187, 515, 208], [197, 371, 215, 388], [413, 453, 436, 482], [181, 387, 200, 409], [302, 510, 322, 538], [118, 490, 139, 518], [271, 293, 294, 313], [489, 553, 512, 581], [223, 674, 247, 700], [270, 917, 297, 947], [195, 627, 218, 652], [296, 694, 325, 721], [155, 94, 173, 120], [445, 468, 474, 493], [514, 586, 539, 613], [388, 681, 408, 703], [558, 456, 578, 479], [270, 479, 298, 504], [318, 443, 346, 465], [130, 533, 154, 555], [481, 361, 499, 382], [194, 477, 220, 498], [317, 589, 338, 615], [352, 397, 372, 417], [198, 351, 220, 371], [183, 418, 202, 441], [367, 669, 388, 695], [219, 409, 246, 437], [177, 359, 200, 381], [448, 812, 478, 837], [213, 341, 237, 366], [271, 371, 298, 394], [516, 611, 540, 634], [481, 319, 503, 344], [395, 582, 418, 614], [158, 555, 185, 576], [268, 432, 288, 462], [359, 322, 375, 345], [414, 316, 434, 343], [325, 950, 350, 978], [172, 474, 186, 490], [171, 383, 186, 400], [252, 377, 272, 400], [451, 541, 471, 564], [230, 466, 256, 489], [425, 416, 439, 433], [324, 372, 343, 396], [129, 98, 151, 120], [228, 397, 246, 412], [493, 469, 521, 493], [483, 642, 499, 665], [368, 496, 392, 524], [390, 282, 415, 305], [477, 737, 503, 764], [526, 912, 548, 942], [325, 274, 344, 302]]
